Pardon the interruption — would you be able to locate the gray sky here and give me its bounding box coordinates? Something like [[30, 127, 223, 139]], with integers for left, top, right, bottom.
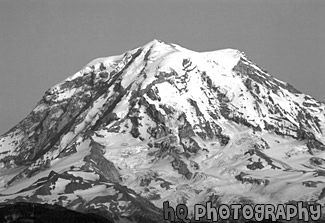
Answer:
[[0, 0, 324, 135]]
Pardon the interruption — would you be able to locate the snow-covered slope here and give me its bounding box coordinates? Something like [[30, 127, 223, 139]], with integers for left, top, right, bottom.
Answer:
[[0, 39, 325, 222]]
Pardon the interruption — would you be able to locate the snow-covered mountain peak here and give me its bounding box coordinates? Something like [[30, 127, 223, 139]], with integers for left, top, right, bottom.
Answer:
[[0, 40, 325, 222]]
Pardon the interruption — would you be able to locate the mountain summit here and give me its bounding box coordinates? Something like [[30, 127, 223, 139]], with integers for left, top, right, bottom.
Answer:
[[0, 40, 324, 222]]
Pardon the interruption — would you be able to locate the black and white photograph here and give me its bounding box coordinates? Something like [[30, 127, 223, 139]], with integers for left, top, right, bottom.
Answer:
[[0, 0, 324, 222]]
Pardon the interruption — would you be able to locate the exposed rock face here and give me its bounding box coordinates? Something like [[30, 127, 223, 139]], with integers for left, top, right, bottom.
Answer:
[[0, 40, 325, 222]]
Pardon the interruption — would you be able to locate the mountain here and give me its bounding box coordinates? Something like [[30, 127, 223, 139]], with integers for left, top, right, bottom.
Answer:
[[0, 39, 324, 222]]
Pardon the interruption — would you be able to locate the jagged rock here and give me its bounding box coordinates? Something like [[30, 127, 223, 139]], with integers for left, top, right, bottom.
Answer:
[[235, 172, 269, 186], [83, 140, 121, 183], [171, 158, 193, 179]]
